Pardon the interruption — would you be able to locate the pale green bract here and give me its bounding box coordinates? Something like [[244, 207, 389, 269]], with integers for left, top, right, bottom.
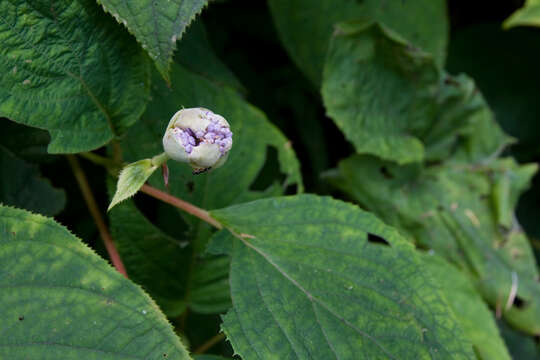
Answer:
[[97, 0, 208, 81], [504, 0, 540, 28], [210, 195, 476, 360], [0, 205, 191, 359], [0, 0, 150, 153]]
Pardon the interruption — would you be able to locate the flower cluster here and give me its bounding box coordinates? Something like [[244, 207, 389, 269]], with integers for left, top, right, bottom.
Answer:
[[163, 108, 233, 173]]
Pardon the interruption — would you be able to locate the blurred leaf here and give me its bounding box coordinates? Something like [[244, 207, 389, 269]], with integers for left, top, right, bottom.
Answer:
[[108, 158, 161, 211], [175, 20, 244, 93], [498, 319, 540, 360], [422, 254, 511, 360], [0, 205, 191, 359], [322, 21, 509, 165], [504, 0, 540, 28], [193, 356, 229, 360], [268, 0, 448, 85], [108, 193, 190, 316], [447, 24, 540, 161], [97, 0, 207, 81], [0, 0, 150, 153], [122, 64, 302, 250], [0, 147, 65, 215], [327, 155, 540, 335], [0, 119, 50, 162], [108, 191, 231, 317], [211, 195, 475, 359]]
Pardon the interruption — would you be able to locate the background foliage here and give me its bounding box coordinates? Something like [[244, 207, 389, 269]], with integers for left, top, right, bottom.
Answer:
[[0, 0, 539, 359]]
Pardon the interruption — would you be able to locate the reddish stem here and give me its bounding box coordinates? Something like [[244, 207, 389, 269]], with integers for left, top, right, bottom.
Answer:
[[67, 155, 128, 277], [140, 184, 222, 229]]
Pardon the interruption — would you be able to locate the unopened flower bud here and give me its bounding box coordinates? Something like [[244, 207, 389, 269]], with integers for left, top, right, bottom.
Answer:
[[162, 108, 233, 173]]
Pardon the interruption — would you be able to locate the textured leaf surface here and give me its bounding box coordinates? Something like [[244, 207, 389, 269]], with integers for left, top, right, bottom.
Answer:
[[109, 159, 159, 211], [211, 195, 475, 360], [322, 21, 508, 164], [98, 0, 207, 81], [121, 64, 302, 246], [504, 0, 540, 28], [0, 147, 65, 215], [0, 205, 191, 359], [328, 155, 540, 335], [268, 0, 448, 85], [422, 254, 511, 360], [0, 0, 150, 153]]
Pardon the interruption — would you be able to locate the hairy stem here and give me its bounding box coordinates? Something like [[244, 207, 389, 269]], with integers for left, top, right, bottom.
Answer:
[[67, 155, 128, 277], [140, 184, 222, 229], [193, 333, 226, 354]]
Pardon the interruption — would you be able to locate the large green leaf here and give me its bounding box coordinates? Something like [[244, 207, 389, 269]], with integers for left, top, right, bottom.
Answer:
[[322, 21, 509, 164], [504, 0, 540, 28], [210, 195, 475, 359], [97, 0, 208, 81], [121, 64, 302, 250], [327, 155, 540, 335], [268, 0, 448, 86], [422, 254, 511, 360], [0, 0, 150, 153], [0, 146, 65, 215], [0, 205, 191, 359]]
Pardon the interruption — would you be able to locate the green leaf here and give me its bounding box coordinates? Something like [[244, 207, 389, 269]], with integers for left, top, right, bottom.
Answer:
[[268, 0, 448, 86], [108, 194, 191, 316], [327, 155, 540, 335], [97, 0, 208, 81], [422, 254, 511, 360], [211, 195, 475, 359], [0, 205, 191, 359], [0, 147, 65, 215], [0, 120, 50, 162], [175, 20, 245, 93], [447, 24, 540, 161], [109, 156, 165, 211], [498, 320, 540, 360], [0, 0, 150, 153], [121, 64, 302, 249], [108, 192, 231, 316], [322, 21, 509, 164], [504, 0, 540, 29]]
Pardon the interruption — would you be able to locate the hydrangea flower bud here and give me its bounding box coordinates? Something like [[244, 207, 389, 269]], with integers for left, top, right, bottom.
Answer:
[[162, 108, 233, 173]]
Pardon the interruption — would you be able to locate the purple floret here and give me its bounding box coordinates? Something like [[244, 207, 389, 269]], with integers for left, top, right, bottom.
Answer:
[[172, 116, 233, 155]]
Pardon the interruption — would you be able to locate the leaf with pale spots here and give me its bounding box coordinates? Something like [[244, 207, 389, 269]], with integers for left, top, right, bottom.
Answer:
[[326, 155, 540, 335], [0, 0, 150, 153], [97, 0, 208, 81], [210, 194, 475, 359], [0, 205, 191, 359]]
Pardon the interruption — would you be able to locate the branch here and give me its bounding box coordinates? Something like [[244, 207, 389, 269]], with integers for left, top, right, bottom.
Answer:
[[67, 155, 128, 277], [140, 184, 222, 229], [193, 333, 226, 354]]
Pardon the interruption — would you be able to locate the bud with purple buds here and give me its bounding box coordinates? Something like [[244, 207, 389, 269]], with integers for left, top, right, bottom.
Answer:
[[163, 107, 233, 173]]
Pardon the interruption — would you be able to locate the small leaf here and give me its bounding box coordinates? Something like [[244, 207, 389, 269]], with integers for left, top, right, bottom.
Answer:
[[97, 0, 208, 81], [0, 205, 191, 359], [0, 0, 151, 153], [0, 146, 65, 215], [504, 0, 540, 29], [108, 159, 159, 211], [211, 195, 475, 359]]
